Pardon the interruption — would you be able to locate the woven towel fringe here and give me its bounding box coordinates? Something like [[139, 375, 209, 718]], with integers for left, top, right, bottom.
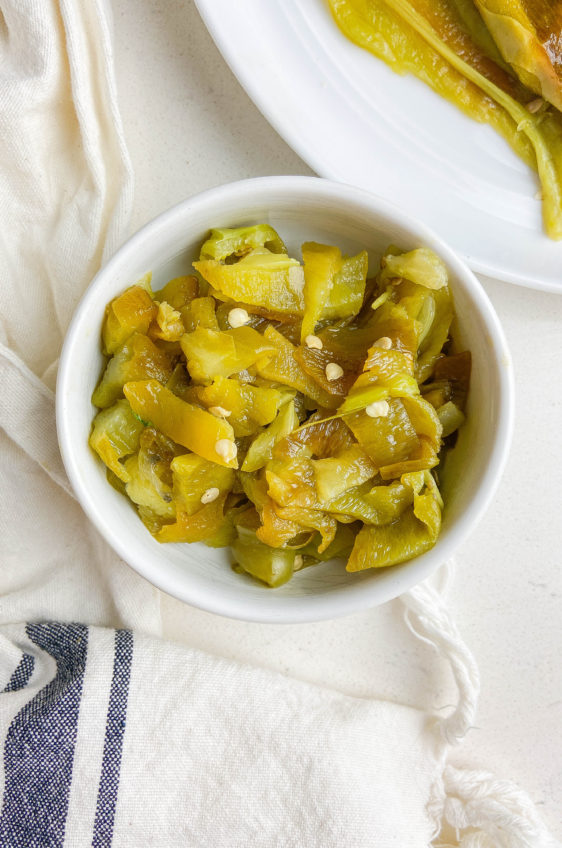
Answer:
[[402, 566, 559, 848], [437, 765, 560, 848], [402, 569, 480, 745]]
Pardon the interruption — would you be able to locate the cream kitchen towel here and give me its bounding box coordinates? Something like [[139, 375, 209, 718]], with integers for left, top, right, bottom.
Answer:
[[0, 0, 160, 631], [0, 2, 558, 846], [0, 0, 131, 382], [0, 621, 445, 848], [0, 601, 557, 847]]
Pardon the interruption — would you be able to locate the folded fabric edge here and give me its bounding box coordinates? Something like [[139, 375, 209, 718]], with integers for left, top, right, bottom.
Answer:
[[0, 341, 74, 498]]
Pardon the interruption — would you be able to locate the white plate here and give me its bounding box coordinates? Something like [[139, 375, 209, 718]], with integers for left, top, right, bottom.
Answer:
[[195, 0, 562, 292]]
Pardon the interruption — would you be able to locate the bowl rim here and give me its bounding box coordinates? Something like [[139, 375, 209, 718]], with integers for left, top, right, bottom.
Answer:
[[56, 175, 515, 623]]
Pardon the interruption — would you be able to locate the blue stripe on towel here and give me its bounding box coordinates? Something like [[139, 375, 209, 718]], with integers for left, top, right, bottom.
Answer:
[[3, 652, 35, 693], [92, 629, 133, 848], [0, 622, 88, 848]]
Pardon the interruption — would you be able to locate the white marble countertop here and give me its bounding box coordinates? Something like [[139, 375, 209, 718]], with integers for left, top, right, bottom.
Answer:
[[112, 0, 562, 836]]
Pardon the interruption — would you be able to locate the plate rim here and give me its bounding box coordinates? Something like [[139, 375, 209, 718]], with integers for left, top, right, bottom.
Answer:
[[195, 0, 562, 294]]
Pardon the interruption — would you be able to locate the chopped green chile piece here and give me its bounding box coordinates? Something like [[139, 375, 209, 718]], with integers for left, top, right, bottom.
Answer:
[[301, 242, 341, 339], [239, 471, 269, 511], [272, 505, 338, 553], [151, 303, 186, 344], [92, 332, 173, 409], [166, 363, 192, 400], [415, 293, 436, 345], [301, 243, 368, 340], [199, 225, 287, 261], [433, 351, 472, 409], [250, 487, 307, 550], [203, 501, 249, 548], [297, 523, 357, 562], [379, 436, 439, 479], [366, 301, 419, 358], [242, 401, 299, 472], [106, 467, 128, 497], [179, 327, 236, 383], [294, 322, 373, 402], [326, 251, 368, 319], [421, 382, 450, 410], [181, 297, 219, 332], [102, 283, 157, 355], [89, 399, 145, 482], [194, 252, 305, 316], [139, 426, 183, 473], [347, 400, 419, 468], [255, 326, 335, 409], [232, 527, 295, 587], [241, 470, 312, 549], [317, 324, 381, 369], [278, 414, 356, 460], [346, 475, 442, 570], [338, 347, 419, 415], [266, 455, 317, 509], [437, 400, 466, 438], [154, 275, 198, 310], [215, 300, 272, 332], [294, 344, 355, 401], [415, 287, 454, 383], [134, 271, 153, 295], [312, 445, 377, 503], [324, 479, 415, 525], [137, 505, 176, 537], [391, 278, 436, 336], [362, 345, 414, 377], [180, 326, 277, 383], [196, 376, 283, 437], [126, 429, 184, 520], [423, 469, 444, 509], [382, 248, 449, 290], [157, 494, 228, 543], [401, 395, 443, 450], [124, 380, 237, 468], [124, 452, 176, 520], [204, 523, 237, 549], [229, 325, 281, 362], [171, 454, 235, 515]]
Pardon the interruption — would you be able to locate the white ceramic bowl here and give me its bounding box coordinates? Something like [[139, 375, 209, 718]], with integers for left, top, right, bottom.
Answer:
[[57, 177, 514, 623]]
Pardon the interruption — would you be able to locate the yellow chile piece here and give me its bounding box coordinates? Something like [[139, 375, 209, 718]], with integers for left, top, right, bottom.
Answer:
[[123, 380, 238, 468], [102, 283, 157, 355], [157, 493, 229, 544], [194, 252, 305, 316]]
